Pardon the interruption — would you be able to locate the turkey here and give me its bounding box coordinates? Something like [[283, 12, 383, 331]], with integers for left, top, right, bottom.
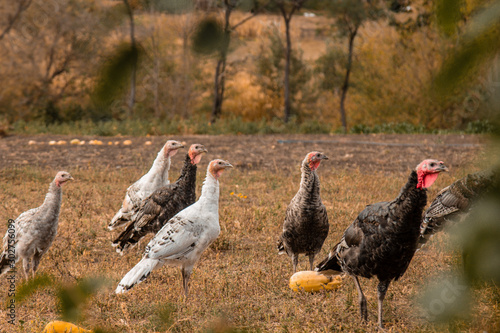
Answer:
[[115, 159, 233, 297], [0, 171, 74, 279], [111, 144, 208, 254], [418, 168, 498, 249], [316, 159, 448, 329], [108, 140, 184, 230], [277, 151, 329, 272]]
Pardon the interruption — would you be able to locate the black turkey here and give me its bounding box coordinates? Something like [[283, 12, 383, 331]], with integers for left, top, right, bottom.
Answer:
[[316, 159, 448, 329]]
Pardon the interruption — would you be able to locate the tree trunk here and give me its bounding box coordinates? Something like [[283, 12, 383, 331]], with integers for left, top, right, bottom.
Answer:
[[283, 15, 292, 123], [339, 28, 358, 133], [210, 2, 232, 123], [211, 58, 225, 123]]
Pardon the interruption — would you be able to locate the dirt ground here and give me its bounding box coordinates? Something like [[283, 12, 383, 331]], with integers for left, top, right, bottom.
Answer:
[[0, 133, 488, 173]]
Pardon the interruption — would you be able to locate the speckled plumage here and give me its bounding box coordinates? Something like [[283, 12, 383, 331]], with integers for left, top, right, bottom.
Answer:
[[108, 140, 183, 230], [112, 153, 200, 253], [115, 159, 232, 297], [318, 171, 426, 280], [418, 169, 497, 249], [316, 160, 448, 329], [0, 171, 72, 279], [277, 152, 329, 272]]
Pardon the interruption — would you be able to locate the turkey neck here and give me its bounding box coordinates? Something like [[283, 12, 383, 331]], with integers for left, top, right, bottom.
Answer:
[[147, 146, 171, 184], [177, 154, 198, 199], [391, 170, 427, 225], [298, 161, 321, 205], [41, 180, 63, 218], [199, 170, 220, 207]]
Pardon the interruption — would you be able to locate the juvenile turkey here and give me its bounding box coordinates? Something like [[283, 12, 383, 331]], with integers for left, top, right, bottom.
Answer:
[[111, 144, 208, 254], [115, 159, 232, 297], [0, 171, 73, 279], [418, 168, 497, 249], [108, 140, 184, 230], [278, 151, 329, 272], [316, 159, 448, 329]]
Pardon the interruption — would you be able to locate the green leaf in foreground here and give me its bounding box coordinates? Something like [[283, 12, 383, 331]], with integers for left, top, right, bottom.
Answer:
[[192, 17, 224, 55], [14, 273, 53, 304], [58, 277, 110, 322], [92, 43, 140, 108], [435, 0, 464, 36]]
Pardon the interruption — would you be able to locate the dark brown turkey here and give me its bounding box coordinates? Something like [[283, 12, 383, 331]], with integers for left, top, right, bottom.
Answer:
[[418, 168, 498, 249], [277, 151, 329, 272], [316, 159, 448, 329], [111, 144, 207, 254]]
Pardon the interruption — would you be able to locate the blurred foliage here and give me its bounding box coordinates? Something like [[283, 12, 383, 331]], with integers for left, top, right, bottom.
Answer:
[[58, 277, 111, 322], [417, 0, 500, 327], [14, 273, 53, 304], [192, 17, 225, 55], [92, 42, 141, 120]]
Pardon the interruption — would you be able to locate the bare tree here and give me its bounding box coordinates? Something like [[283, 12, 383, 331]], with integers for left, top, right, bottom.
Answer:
[[327, 0, 385, 132], [210, 0, 262, 123], [0, 0, 32, 41], [276, 0, 306, 123], [0, 0, 104, 121]]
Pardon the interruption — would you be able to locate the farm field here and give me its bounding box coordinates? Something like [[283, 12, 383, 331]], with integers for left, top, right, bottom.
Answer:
[[0, 133, 498, 332]]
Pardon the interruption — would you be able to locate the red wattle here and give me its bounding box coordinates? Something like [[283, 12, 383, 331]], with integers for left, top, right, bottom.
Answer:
[[192, 154, 202, 165], [309, 160, 320, 171], [423, 173, 439, 188]]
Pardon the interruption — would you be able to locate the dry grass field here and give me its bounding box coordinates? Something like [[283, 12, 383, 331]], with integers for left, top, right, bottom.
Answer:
[[0, 134, 498, 332]]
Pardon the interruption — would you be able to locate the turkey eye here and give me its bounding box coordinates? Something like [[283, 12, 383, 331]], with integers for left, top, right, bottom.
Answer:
[[430, 163, 435, 167]]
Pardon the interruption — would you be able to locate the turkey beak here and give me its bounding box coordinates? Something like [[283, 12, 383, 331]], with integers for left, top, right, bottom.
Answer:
[[223, 161, 233, 169], [437, 162, 449, 173], [321, 154, 329, 160], [201, 147, 208, 154], [68, 176, 74, 182]]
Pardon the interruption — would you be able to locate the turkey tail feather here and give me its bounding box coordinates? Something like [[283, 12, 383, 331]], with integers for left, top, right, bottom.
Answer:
[[277, 237, 285, 255], [115, 257, 159, 294], [315, 251, 342, 273], [0, 252, 13, 276], [112, 224, 140, 254], [108, 211, 131, 230]]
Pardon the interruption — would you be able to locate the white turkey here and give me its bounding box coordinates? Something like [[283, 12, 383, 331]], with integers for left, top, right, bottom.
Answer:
[[316, 159, 448, 329], [115, 159, 233, 297], [111, 144, 208, 253], [0, 171, 74, 279], [277, 151, 329, 272], [108, 140, 184, 230]]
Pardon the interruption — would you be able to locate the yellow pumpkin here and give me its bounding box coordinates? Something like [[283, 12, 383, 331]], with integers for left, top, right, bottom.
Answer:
[[42, 321, 93, 333], [289, 271, 343, 293]]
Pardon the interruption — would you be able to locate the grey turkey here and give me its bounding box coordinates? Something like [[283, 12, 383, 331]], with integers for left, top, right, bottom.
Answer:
[[0, 171, 73, 279], [277, 151, 329, 272], [316, 159, 448, 329], [111, 144, 208, 254], [108, 140, 184, 230], [418, 168, 498, 249]]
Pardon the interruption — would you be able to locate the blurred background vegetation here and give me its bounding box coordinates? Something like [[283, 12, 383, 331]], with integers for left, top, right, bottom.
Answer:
[[0, 0, 497, 135]]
